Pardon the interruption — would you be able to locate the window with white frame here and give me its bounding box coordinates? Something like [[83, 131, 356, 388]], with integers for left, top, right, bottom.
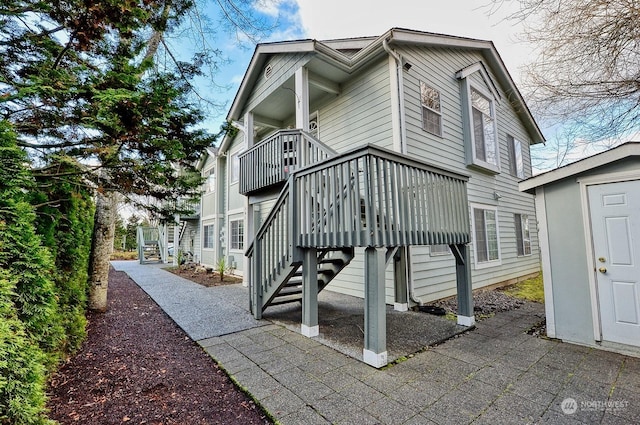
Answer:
[[203, 224, 214, 249], [420, 82, 442, 136], [471, 87, 498, 167], [204, 169, 215, 193], [472, 205, 500, 265], [430, 244, 450, 256], [507, 135, 525, 179], [230, 219, 244, 250], [230, 152, 240, 183], [514, 213, 532, 256]]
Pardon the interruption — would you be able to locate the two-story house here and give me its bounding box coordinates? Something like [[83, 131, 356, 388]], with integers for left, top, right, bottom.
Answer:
[[200, 28, 544, 367]]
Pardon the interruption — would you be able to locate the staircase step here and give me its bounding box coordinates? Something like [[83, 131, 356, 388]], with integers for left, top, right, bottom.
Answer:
[[269, 294, 302, 306], [276, 286, 303, 297]]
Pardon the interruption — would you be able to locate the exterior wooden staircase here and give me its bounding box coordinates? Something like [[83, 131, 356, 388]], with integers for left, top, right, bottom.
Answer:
[[242, 132, 470, 318]]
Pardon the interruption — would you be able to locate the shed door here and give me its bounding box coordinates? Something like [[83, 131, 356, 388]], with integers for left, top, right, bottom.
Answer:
[[588, 180, 640, 346]]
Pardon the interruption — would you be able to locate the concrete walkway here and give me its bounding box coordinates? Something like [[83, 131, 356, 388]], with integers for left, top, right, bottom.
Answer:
[[112, 261, 640, 425]]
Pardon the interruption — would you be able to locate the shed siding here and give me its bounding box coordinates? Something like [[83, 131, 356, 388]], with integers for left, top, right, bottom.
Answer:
[[544, 179, 593, 343]]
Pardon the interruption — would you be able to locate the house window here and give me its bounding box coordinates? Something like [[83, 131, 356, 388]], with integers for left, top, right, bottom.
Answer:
[[507, 135, 525, 179], [230, 219, 244, 250], [430, 244, 450, 256], [471, 88, 498, 167], [203, 224, 214, 249], [472, 205, 500, 265], [420, 82, 442, 136], [230, 153, 239, 183], [204, 169, 215, 193], [515, 214, 532, 256]]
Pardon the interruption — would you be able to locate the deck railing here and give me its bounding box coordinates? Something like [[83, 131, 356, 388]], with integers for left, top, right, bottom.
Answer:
[[238, 129, 336, 195], [293, 145, 470, 248]]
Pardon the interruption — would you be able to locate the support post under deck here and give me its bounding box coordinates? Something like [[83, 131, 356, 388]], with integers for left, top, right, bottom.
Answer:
[[452, 244, 475, 327], [301, 248, 319, 337], [363, 247, 388, 368], [393, 247, 409, 311]]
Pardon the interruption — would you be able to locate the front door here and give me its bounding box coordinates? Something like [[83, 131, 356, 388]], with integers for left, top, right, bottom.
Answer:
[[588, 180, 640, 346]]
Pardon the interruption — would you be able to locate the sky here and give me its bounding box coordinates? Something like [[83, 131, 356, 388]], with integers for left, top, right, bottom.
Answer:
[[199, 0, 617, 173]]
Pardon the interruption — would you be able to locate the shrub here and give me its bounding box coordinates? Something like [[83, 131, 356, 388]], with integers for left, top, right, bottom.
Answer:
[[32, 158, 95, 352], [0, 269, 52, 425], [0, 121, 64, 366]]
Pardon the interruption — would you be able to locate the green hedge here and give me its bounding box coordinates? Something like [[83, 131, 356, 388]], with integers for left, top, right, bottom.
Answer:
[[0, 121, 69, 424], [33, 160, 95, 352]]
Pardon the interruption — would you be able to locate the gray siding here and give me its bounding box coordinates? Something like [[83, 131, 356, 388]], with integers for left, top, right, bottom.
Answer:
[[326, 248, 396, 304], [317, 58, 393, 152], [398, 45, 539, 301], [242, 52, 313, 116]]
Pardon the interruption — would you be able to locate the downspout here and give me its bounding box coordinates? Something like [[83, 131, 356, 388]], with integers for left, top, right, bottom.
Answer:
[[383, 38, 423, 306], [382, 38, 407, 155]]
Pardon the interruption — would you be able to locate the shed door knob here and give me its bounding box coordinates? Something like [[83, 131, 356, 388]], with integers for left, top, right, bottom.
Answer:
[[598, 267, 607, 274]]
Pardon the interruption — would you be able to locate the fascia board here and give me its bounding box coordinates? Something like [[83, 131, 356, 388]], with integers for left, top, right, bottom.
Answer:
[[519, 142, 640, 192]]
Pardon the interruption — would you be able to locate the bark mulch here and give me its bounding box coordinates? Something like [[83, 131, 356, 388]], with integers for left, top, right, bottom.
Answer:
[[47, 268, 272, 425], [166, 264, 242, 288]]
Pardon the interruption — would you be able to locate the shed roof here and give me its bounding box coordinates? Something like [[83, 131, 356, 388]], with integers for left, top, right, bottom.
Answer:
[[519, 142, 640, 193]]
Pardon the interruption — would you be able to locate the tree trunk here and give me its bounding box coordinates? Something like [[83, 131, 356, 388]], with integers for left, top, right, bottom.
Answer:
[[88, 191, 118, 312]]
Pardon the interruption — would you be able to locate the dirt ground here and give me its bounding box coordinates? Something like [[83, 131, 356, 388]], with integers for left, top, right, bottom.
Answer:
[[166, 263, 242, 287], [47, 268, 272, 425]]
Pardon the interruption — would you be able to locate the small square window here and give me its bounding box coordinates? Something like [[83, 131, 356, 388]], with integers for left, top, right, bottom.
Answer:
[[515, 213, 532, 256], [420, 82, 442, 136]]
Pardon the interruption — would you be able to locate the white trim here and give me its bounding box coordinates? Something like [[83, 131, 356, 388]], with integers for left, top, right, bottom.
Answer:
[[520, 142, 640, 192], [455, 61, 501, 102], [394, 302, 408, 312], [578, 170, 640, 342], [227, 208, 244, 216], [363, 349, 388, 368], [576, 169, 640, 185], [301, 324, 319, 338], [469, 202, 502, 270], [535, 187, 556, 338], [457, 315, 475, 327]]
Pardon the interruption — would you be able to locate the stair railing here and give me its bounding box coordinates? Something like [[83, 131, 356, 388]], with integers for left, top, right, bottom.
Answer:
[[239, 129, 337, 194], [246, 178, 300, 314]]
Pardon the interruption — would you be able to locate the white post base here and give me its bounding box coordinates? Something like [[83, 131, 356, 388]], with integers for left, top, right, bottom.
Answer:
[[394, 302, 408, 312], [458, 315, 476, 327], [301, 324, 319, 338], [363, 349, 388, 368]]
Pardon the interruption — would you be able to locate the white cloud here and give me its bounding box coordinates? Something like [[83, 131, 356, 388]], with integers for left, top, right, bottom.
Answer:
[[253, 0, 283, 17], [292, 0, 532, 86]]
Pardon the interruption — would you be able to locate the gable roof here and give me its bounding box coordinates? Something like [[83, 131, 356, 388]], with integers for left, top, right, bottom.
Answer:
[[220, 27, 545, 153], [519, 142, 640, 193]]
